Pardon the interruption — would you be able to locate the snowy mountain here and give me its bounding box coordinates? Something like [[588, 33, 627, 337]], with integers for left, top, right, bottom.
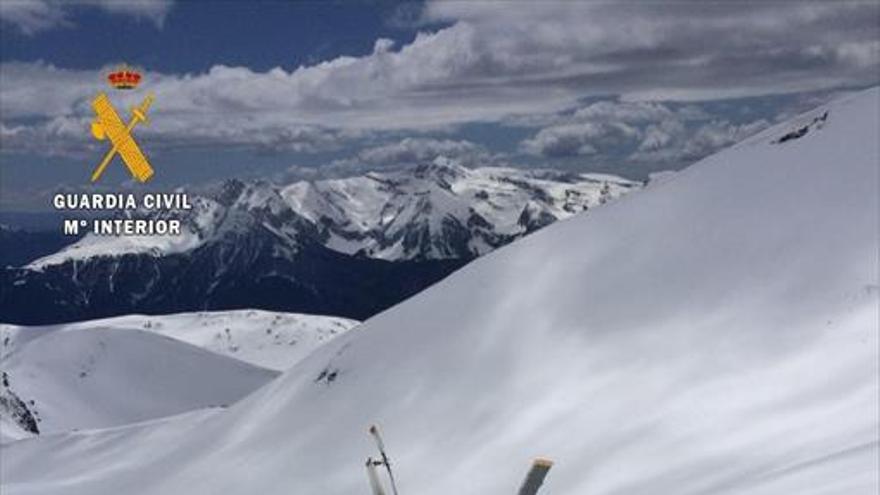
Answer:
[[0, 323, 277, 438], [0, 163, 637, 325], [2, 88, 875, 494], [281, 160, 637, 260], [32, 161, 637, 266], [0, 310, 354, 441], [40, 310, 360, 370]]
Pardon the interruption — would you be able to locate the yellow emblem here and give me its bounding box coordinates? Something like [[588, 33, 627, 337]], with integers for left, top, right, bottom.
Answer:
[[90, 92, 155, 183]]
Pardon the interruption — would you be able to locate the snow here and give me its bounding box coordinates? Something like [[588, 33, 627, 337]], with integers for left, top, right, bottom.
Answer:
[[50, 310, 360, 370], [2, 88, 878, 494], [25, 161, 640, 269], [0, 310, 356, 440], [0, 324, 277, 436], [281, 160, 639, 259], [26, 229, 202, 269], [0, 414, 32, 443], [26, 197, 220, 270]]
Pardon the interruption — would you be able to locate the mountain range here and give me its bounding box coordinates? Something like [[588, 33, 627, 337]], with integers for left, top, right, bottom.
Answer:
[[0, 162, 638, 324]]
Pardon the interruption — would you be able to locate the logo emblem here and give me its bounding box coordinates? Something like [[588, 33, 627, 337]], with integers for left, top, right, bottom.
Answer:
[[89, 66, 155, 183]]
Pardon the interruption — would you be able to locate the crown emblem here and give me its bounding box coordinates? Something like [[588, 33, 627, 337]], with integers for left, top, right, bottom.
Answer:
[[107, 65, 142, 90]]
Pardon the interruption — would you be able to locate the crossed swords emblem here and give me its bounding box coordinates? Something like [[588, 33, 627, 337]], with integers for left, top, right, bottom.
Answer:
[[89, 92, 155, 183]]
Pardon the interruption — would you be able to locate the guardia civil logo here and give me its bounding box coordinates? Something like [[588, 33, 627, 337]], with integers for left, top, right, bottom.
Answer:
[[89, 65, 156, 183]]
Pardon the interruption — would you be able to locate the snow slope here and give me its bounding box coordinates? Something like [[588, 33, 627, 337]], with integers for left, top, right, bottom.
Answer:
[[46, 310, 360, 370], [2, 89, 877, 494], [0, 414, 33, 443], [0, 323, 278, 436], [0, 310, 355, 439]]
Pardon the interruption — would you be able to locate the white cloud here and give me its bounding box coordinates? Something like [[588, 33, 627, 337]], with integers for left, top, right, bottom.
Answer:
[[0, 1, 876, 158], [423, 1, 879, 99], [88, 0, 173, 27], [1, 117, 94, 157], [271, 137, 505, 183], [520, 98, 773, 168], [319, 137, 502, 178], [0, 62, 366, 155], [638, 120, 686, 152], [522, 122, 640, 158], [682, 120, 771, 158], [0, 0, 173, 34], [629, 118, 771, 166], [355, 137, 493, 166], [521, 100, 696, 158], [0, 0, 69, 35]]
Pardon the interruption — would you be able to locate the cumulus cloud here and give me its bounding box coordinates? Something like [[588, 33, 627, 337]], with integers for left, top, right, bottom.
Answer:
[[1, 118, 95, 158], [0, 0, 68, 34], [680, 120, 771, 159], [318, 137, 502, 177], [0, 1, 877, 158], [272, 137, 504, 184], [521, 122, 640, 158], [521, 99, 773, 169], [521, 100, 694, 158], [88, 0, 173, 27], [355, 137, 495, 167], [422, 1, 879, 99], [638, 119, 686, 152], [0, 62, 366, 156], [0, 0, 173, 34]]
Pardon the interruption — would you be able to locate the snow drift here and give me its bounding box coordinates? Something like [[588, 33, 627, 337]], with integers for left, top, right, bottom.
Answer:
[[2, 88, 878, 494]]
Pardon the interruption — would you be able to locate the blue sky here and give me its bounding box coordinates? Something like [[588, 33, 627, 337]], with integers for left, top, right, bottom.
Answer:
[[1, 0, 877, 212], [1, 2, 438, 72]]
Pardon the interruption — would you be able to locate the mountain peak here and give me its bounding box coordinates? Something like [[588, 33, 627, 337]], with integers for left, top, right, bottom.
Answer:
[[26, 166, 639, 269], [213, 178, 247, 206], [412, 157, 469, 183]]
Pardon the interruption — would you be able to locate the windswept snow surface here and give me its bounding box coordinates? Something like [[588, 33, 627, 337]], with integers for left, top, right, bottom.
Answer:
[[0, 310, 356, 439], [0, 323, 278, 437], [18, 310, 360, 371], [2, 89, 878, 494]]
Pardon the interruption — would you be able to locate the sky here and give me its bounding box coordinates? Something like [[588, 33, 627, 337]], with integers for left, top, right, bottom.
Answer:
[[0, 0, 878, 212]]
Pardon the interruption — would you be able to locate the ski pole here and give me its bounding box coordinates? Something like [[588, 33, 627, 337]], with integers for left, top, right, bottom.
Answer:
[[369, 425, 400, 495]]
